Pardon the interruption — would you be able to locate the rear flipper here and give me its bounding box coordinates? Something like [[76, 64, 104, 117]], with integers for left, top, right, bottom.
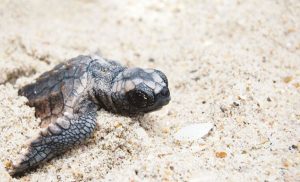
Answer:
[[8, 112, 97, 177]]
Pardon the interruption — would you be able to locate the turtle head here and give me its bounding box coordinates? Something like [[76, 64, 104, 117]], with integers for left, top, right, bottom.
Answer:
[[111, 68, 170, 115]]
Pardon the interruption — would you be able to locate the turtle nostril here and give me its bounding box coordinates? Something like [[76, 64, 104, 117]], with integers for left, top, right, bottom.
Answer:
[[161, 87, 170, 97]]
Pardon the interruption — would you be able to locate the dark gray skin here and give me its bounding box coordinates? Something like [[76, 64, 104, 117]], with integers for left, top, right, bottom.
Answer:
[[9, 55, 170, 177]]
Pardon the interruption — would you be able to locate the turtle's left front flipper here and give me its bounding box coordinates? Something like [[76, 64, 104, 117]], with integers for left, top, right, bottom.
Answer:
[[8, 111, 97, 177]]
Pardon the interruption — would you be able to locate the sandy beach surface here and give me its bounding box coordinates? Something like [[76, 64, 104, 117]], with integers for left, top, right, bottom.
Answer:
[[0, 0, 299, 181]]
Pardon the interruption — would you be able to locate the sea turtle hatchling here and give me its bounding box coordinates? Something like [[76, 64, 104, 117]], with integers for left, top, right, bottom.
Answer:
[[8, 55, 170, 177]]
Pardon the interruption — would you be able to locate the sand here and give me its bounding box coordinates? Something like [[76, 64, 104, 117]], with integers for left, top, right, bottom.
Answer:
[[0, 0, 299, 181]]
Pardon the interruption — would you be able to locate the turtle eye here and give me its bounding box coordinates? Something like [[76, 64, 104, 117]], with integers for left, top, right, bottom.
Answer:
[[127, 89, 153, 108]]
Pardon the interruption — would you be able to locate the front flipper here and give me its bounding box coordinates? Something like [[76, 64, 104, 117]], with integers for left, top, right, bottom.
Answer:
[[9, 111, 97, 177]]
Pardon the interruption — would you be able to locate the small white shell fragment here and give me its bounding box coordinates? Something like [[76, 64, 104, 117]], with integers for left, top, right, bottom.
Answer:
[[174, 123, 213, 142]]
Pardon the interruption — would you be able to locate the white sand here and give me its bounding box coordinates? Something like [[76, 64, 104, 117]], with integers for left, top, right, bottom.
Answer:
[[0, 0, 299, 181]]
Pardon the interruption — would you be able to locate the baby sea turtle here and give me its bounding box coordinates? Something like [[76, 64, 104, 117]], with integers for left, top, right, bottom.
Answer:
[[9, 55, 170, 177]]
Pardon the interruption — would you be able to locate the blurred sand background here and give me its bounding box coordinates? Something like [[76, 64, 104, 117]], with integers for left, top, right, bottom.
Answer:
[[0, 0, 299, 181]]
